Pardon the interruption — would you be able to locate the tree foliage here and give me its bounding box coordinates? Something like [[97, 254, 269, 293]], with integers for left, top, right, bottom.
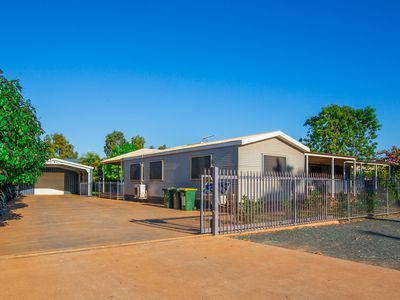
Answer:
[[103, 143, 138, 181], [378, 146, 400, 178], [0, 71, 47, 187], [131, 135, 145, 149], [158, 144, 167, 150], [104, 131, 127, 157], [44, 133, 78, 159], [378, 146, 400, 165], [301, 105, 381, 160], [79, 152, 102, 181]]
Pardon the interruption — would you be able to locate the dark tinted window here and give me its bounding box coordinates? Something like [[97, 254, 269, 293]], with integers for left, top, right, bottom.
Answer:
[[130, 163, 141, 180], [264, 155, 286, 173], [191, 155, 211, 179], [150, 161, 163, 180]]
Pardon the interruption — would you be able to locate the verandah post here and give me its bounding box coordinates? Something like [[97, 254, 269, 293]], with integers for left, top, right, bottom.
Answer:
[[212, 167, 220, 235]]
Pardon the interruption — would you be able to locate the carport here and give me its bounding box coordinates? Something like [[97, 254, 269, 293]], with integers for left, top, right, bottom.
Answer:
[[20, 158, 93, 196]]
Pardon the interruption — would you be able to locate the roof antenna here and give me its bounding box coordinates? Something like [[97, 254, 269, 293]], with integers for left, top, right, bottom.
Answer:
[[202, 135, 215, 143]]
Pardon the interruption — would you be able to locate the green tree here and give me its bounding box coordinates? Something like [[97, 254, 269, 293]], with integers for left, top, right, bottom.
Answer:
[[79, 152, 102, 181], [104, 131, 127, 157], [301, 105, 381, 160], [103, 143, 139, 181], [0, 71, 47, 188], [44, 133, 78, 159], [131, 135, 145, 149], [158, 144, 167, 150], [378, 146, 400, 179]]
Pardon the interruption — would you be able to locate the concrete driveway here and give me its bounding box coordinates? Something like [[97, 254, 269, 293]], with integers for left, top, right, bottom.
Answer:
[[0, 195, 200, 257]]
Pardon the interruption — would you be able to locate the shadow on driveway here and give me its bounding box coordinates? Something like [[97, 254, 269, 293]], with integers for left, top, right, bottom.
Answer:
[[130, 216, 200, 234], [0, 197, 28, 227]]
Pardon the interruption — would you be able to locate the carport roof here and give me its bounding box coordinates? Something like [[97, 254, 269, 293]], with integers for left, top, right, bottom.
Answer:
[[46, 158, 94, 171]]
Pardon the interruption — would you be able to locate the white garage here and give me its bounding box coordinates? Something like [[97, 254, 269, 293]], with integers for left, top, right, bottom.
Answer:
[[20, 158, 93, 196]]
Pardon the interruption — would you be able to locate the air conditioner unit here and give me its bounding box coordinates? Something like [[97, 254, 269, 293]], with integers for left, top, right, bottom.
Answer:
[[134, 184, 147, 199]]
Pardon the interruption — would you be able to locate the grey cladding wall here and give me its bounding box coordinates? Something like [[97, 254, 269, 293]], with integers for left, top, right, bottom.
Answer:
[[123, 146, 239, 198]]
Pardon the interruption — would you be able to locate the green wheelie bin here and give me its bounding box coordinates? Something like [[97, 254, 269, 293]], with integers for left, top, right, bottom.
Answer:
[[178, 188, 198, 211], [162, 187, 175, 208]]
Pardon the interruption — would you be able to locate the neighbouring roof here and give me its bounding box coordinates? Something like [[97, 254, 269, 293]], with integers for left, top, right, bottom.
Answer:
[[101, 131, 310, 165], [46, 158, 94, 171]]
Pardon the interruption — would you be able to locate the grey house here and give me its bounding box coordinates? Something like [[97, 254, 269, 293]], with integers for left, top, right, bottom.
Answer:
[[102, 131, 310, 201]]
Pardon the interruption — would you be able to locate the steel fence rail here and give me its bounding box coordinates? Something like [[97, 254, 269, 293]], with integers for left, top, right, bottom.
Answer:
[[201, 168, 400, 235]]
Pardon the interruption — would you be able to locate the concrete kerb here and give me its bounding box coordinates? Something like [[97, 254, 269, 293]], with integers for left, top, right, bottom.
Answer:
[[223, 220, 340, 237], [0, 234, 211, 260]]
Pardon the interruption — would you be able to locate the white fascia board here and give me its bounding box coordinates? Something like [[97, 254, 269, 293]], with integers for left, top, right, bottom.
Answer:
[[46, 159, 94, 171]]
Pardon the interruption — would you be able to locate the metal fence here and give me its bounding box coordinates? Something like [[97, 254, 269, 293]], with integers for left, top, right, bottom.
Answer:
[[94, 181, 124, 200], [79, 183, 89, 196], [200, 168, 400, 234]]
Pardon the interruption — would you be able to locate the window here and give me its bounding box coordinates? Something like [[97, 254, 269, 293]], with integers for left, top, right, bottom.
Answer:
[[263, 155, 286, 173], [130, 163, 141, 180], [150, 161, 163, 180], [191, 155, 211, 179]]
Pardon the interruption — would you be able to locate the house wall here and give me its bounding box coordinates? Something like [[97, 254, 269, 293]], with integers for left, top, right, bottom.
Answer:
[[123, 146, 239, 199], [238, 138, 305, 174]]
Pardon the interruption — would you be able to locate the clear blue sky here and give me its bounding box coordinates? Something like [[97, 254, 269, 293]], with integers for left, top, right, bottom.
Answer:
[[2, 0, 399, 157]]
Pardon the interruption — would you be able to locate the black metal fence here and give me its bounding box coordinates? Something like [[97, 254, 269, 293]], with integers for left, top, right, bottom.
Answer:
[[200, 168, 400, 234]]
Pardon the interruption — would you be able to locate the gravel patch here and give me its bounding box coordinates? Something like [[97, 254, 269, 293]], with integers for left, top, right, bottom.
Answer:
[[235, 215, 400, 270]]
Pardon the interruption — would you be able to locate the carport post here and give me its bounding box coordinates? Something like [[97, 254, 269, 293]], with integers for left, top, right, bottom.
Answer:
[[87, 169, 92, 196]]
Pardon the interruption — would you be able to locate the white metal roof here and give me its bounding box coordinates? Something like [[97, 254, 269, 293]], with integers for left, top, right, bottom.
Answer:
[[101, 131, 310, 164], [46, 158, 94, 171], [101, 148, 162, 164]]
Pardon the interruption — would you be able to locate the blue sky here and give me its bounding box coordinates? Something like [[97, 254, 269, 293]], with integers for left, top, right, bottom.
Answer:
[[2, 0, 399, 156]]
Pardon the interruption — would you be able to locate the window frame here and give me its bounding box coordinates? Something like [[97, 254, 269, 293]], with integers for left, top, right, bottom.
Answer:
[[149, 160, 164, 181], [130, 163, 142, 181], [190, 154, 212, 180], [262, 154, 287, 173]]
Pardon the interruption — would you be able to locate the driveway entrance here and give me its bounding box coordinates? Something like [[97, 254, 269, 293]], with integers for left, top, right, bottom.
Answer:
[[0, 195, 200, 257]]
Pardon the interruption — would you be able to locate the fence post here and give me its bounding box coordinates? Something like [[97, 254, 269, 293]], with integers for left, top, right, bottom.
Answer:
[[200, 174, 204, 234], [212, 167, 220, 235], [293, 177, 297, 225], [109, 181, 111, 200], [347, 180, 351, 221], [386, 178, 389, 215]]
